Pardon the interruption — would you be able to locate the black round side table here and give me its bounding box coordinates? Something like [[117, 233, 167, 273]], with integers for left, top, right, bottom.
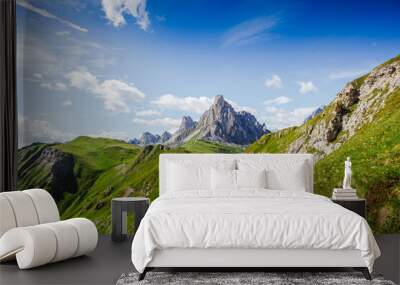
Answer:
[[111, 197, 150, 242]]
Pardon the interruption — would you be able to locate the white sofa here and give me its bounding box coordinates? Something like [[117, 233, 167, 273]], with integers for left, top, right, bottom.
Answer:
[[0, 189, 98, 269]]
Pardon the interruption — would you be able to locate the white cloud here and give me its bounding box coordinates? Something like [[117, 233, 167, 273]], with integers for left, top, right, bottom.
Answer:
[[265, 74, 282, 88], [55, 31, 71, 36], [62, 99, 72, 107], [40, 82, 67, 91], [88, 131, 130, 141], [18, 115, 75, 147], [17, 0, 88, 32], [151, 94, 256, 115], [328, 69, 368, 80], [221, 17, 277, 48], [264, 96, 291, 105], [101, 0, 150, 31], [151, 94, 213, 114], [297, 81, 317, 94], [66, 68, 146, 113], [136, 109, 161, 117], [133, 117, 181, 132], [31, 72, 67, 92], [262, 106, 316, 130]]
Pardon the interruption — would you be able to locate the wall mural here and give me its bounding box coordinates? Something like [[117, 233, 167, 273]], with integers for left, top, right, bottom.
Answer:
[[16, 0, 400, 234]]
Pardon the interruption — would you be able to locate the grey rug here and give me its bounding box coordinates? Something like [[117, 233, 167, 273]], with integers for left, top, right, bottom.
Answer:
[[116, 272, 396, 285]]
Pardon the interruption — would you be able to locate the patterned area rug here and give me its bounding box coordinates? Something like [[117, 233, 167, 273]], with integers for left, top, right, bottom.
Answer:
[[116, 272, 395, 285]]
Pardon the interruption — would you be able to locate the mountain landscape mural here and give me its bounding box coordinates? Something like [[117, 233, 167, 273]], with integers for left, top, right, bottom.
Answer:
[[17, 55, 400, 234], [15, 1, 400, 235]]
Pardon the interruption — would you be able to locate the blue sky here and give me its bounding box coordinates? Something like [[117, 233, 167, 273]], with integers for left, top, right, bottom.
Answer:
[[16, 0, 400, 146]]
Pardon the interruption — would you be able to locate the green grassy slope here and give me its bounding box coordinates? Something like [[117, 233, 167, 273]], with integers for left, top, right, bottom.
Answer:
[[60, 139, 242, 233], [314, 88, 400, 233], [182, 139, 243, 153], [246, 88, 400, 233], [18, 138, 243, 234], [17, 143, 54, 190], [246, 127, 303, 153]]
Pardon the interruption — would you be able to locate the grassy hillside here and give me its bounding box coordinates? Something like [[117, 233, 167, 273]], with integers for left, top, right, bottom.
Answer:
[[18, 138, 242, 234], [183, 139, 243, 153], [314, 88, 400, 233], [246, 126, 303, 153], [247, 83, 400, 233]]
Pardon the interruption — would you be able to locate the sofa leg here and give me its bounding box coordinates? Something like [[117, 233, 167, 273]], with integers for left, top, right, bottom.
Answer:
[[354, 267, 371, 280], [138, 268, 148, 281]]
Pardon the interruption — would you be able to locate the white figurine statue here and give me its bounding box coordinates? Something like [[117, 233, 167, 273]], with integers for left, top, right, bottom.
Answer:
[[342, 157, 352, 189]]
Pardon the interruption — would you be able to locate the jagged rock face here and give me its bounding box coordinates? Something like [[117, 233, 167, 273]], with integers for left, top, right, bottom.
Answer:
[[178, 116, 196, 132], [139, 132, 160, 145], [130, 131, 172, 145], [192, 95, 268, 145], [17, 145, 77, 202], [159, 131, 172, 143], [166, 116, 197, 145], [128, 138, 140, 144], [287, 58, 400, 157]]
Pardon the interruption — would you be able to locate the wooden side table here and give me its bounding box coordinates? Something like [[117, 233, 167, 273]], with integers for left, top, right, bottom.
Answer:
[[111, 197, 150, 242], [332, 198, 366, 218]]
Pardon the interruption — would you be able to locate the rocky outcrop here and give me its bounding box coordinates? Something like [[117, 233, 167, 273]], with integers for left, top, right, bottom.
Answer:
[[128, 138, 140, 144], [283, 56, 400, 157], [159, 131, 172, 143], [178, 116, 196, 132], [166, 116, 197, 145], [17, 144, 77, 202], [139, 132, 160, 145]]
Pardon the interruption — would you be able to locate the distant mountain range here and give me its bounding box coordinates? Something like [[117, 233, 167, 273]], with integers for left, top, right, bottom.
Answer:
[[128, 131, 171, 145], [129, 95, 269, 146]]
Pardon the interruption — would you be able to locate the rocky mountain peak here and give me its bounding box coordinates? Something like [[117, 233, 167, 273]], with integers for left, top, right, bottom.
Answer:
[[191, 95, 268, 145], [213, 94, 230, 107], [178, 116, 196, 132], [139, 132, 160, 145], [160, 131, 172, 143]]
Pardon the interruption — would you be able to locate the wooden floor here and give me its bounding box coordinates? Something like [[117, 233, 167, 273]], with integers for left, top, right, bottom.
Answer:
[[0, 235, 399, 285]]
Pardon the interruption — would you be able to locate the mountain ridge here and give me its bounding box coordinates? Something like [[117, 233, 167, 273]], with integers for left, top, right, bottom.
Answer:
[[165, 95, 269, 145]]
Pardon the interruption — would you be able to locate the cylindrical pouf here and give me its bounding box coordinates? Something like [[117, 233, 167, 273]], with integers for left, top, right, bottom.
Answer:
[[64, 218, 98, 257], [42, 221, 79, 262], [0, 226, 57, 269]]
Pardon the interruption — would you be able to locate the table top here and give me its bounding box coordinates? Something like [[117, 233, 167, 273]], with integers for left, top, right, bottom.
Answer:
[[112, 197, 149, 202]]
